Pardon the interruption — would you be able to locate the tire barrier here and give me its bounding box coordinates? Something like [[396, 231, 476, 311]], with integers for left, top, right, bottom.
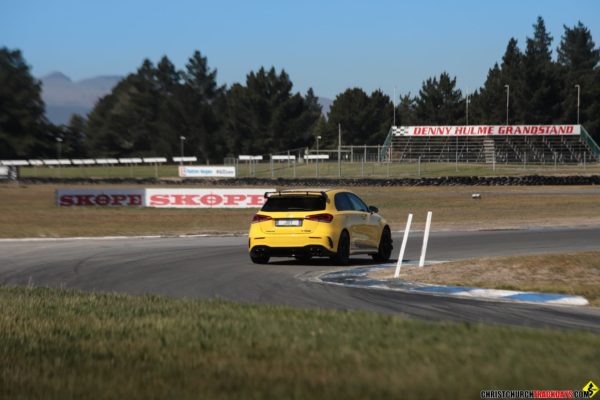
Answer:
[[15, 175, 600, 186]]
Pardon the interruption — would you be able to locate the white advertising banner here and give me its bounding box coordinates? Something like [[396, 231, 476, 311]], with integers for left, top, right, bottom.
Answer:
[[145, 188, 274, 208], [392, 125, 581, 137], [56, 189, 146, 207], [178, 166, 236, 178]]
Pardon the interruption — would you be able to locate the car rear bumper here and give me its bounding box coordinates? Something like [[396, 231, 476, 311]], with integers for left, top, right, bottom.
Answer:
[[250, 244, 336, 258], [250, 233, 335, 250]]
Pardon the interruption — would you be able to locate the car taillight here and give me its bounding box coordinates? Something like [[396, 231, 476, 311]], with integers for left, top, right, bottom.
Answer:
[[252, 214, 272, 224], [305, 213, 334, 223]]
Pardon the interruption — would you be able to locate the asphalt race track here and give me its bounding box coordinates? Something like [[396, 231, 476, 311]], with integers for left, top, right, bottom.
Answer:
[[1, 227, 599, 332]]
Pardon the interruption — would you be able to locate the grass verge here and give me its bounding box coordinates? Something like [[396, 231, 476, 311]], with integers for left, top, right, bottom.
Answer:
[[1, 184, 600, 237], [371, 251, 600, 306], [1, 286, 598, 400]]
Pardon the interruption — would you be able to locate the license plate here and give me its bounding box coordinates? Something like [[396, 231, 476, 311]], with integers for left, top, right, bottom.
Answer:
[[275, 219, 302, 227]]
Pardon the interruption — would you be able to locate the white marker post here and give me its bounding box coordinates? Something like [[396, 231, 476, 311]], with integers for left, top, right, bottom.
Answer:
[[419, 211, 432, 267], [394, 213, 413, 278]]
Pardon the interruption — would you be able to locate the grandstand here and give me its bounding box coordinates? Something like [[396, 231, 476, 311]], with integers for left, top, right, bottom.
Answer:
[[380, 125, 600, 164]]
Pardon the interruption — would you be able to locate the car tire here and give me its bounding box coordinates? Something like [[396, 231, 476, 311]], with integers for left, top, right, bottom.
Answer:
[[250, 253, 270, 264], [372, 227, 392, 262], [331, 230, 350, 266]]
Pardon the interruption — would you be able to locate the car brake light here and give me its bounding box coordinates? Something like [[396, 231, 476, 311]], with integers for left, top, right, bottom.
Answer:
[[305, 213, 334, 223], [252, 214, 272, 224]]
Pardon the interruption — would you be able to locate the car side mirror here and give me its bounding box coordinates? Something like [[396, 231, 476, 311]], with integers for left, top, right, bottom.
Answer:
[[368, 205, 379, 214]]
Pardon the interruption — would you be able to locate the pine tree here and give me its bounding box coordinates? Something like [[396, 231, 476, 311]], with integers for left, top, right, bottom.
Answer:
[[471, 64, 505, 124], [325, 88, 393, 147], [364, 90, 394, 144], [414, 72, 463, 124], [396, 94, 417, 126], [557, 22, 600, 71], [501, 38, 524, 123], [521, 17, 562, 123], [326, 88, 371, 147], [557, 21, 600, 140], [86, 52, 227, 160], [220, 67, 320, 157], [473, 39, 523, 124], [63, 114, 87, 157], [86, 59, 163, 156], [0, 48, 49, 157], [178, 51, 225, 163]]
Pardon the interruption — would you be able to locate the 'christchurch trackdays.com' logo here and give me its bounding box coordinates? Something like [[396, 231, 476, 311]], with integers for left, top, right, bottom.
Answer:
[[480, 380, 598, 399]]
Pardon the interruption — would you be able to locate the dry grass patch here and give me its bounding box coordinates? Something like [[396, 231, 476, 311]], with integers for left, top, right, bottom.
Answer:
[[1, 183, 600, 237], [0, 184, 254, 237], [355, 186, 600, 230], [372, 251, 600, 306]]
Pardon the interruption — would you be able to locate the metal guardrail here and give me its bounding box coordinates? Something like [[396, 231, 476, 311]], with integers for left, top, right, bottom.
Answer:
[[379, 126, 394, 162], [581, 126, 600, 158]]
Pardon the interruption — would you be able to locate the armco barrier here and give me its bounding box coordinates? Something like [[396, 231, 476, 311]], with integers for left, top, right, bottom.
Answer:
[[0, 166, 18, 180], [22, 175, 600, 187]]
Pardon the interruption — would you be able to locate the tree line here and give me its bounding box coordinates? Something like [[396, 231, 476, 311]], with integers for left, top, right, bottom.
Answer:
[[1, 17, 599, 161]]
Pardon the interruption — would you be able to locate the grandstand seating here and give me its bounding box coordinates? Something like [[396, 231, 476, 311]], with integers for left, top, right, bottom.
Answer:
[[384, 125, 600, 164]]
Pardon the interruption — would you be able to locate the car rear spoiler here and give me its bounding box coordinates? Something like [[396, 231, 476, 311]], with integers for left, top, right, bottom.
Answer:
[[264, 191, 329, 202]]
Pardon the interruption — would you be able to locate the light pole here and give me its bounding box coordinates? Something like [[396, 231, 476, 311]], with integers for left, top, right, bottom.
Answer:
[[338, 124, 342, 178], [465, 91, 470, 125], [574, 84, 580, 125], [393, 86, 396, 126], [504, 84, 510, 125], [56, 137, 63, 159], [56, 137, 63, 177], [316, 135, 321, 178], [179, 136, 186, 166]]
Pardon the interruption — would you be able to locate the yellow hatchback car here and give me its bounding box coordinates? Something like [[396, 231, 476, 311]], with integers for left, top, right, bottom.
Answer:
[[248, 189, 392, 265]]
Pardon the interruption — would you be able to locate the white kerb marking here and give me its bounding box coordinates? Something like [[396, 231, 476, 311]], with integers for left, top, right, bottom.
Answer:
[[394, 213, 413, 278], [419, 211, 432, 267]]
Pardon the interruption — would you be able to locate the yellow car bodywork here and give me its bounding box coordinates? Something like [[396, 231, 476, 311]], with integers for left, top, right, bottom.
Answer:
[[248, 189, 392, 264]]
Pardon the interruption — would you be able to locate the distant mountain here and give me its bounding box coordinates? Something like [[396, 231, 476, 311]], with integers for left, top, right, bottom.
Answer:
[[40, 72, 122, 125], [40, 71, 332, 124], [317, 97, 332, 117]]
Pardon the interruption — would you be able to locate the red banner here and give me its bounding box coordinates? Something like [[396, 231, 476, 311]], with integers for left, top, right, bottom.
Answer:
[[393, 125, 580, 137], [145, 188, 272, 208]]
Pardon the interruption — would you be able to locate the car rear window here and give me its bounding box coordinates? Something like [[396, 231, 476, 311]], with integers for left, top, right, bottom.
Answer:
[[261, 196, 326, 212]]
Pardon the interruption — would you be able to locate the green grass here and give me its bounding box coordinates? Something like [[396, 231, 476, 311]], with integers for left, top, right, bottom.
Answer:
[[21, 164, 180, 179], [18, 161, 600, 179], [1, 287, 598, 400]]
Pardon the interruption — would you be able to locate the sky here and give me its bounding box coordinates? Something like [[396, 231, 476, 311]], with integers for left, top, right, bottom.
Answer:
[[2, 0, 599, 99]]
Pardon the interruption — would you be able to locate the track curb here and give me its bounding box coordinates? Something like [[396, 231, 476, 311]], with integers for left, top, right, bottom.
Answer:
[[318, 263, 589, 306]]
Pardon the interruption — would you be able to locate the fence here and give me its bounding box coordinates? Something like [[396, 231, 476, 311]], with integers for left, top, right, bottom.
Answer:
[[223, 144, 600, 179], [4, 144, 600, 180]]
